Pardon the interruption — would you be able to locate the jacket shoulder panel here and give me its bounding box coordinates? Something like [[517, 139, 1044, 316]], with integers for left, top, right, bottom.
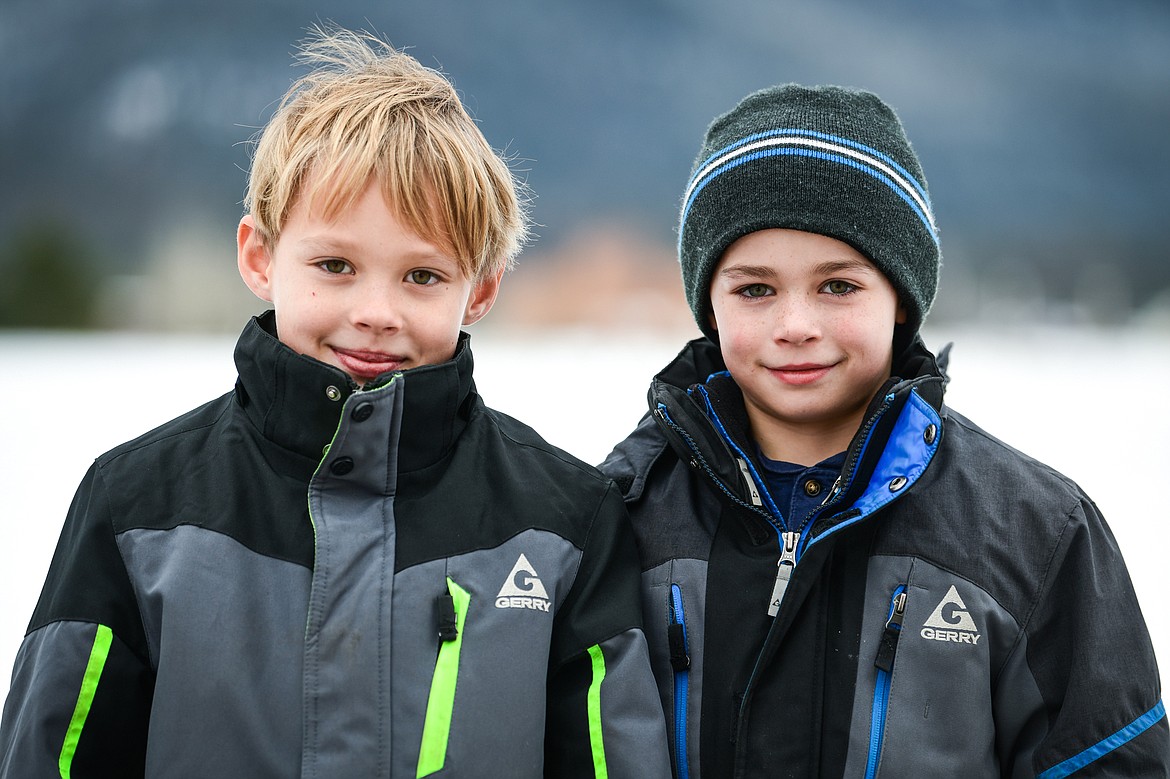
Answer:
[[95, 391, 316, 568]]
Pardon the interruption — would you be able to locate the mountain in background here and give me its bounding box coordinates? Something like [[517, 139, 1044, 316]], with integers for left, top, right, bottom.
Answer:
[[2, 0, 1168, 329]]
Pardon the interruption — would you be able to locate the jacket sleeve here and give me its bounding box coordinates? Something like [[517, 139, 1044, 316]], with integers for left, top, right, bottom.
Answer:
[[543, 482, 671, 779], [0, 462, 153, 778], [1001, 493, 1168, 777]]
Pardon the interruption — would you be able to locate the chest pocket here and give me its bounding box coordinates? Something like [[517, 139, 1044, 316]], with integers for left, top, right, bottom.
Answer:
[[846, 556, 1001, 778], [417, 577, 471, 777]]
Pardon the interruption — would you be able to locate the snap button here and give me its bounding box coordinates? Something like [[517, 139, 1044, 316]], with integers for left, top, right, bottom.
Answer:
[[330, 457, 355, 476], [803, 479, 822, 497], [351, 402, 374, 422], [325, 385, 342, 402], [923, 424, 937, 445], [889, 476, 908, 492]]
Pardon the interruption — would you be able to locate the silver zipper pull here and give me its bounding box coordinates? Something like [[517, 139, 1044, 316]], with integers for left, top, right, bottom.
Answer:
[[887, 591, 907, 629], [736, 458, 763, 506], [820, 475, 842, 507], [875, 590, 908, 672], [767, 532, 800, 616]]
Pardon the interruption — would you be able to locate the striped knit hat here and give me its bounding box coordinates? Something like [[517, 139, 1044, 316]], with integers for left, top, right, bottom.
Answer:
[[679, 84, 940, 349]]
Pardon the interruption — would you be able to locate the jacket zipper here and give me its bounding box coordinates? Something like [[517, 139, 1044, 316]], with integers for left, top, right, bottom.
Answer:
[[797, 394, 894, 559], [766, 531, 800, 617], [865, 586, 907, 779], [417, 577, 471, 778], [668, 583, 692, 779]]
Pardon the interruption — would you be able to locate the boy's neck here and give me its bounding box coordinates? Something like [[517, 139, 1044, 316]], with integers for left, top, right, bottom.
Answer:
[[750, 415, 860, 468]]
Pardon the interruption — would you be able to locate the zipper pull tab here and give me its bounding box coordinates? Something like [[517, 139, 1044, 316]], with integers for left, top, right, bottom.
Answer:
[[767, 532, 800, 617], [736, 457, 763, 506], [875, 590, 907, 672], [668, 584, 690, 671], [820, 475, 842, 507], [437, 592, 458, 642]]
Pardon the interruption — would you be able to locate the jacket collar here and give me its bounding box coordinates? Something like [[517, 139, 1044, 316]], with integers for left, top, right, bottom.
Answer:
[[232, 311, 477, 471], [646, 334, 949, 542]]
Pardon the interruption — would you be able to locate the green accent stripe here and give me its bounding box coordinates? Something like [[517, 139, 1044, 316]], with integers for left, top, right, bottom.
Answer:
[[58, 624, 113, 779], [586, 644, 609, 779], [417, 578, 471, 778]]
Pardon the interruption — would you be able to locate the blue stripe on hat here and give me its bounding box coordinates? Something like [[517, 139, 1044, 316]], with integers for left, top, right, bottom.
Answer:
[[692, 127, 931, 205], [679, 145, 939, 253]]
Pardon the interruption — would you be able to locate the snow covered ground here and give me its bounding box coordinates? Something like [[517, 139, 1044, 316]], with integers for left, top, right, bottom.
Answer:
[[1, 323, 1167, 707]]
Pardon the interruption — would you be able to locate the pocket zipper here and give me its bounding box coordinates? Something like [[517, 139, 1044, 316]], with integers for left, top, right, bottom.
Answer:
[[669, 583, 691, 779], [865, 586, 907, 779], [417, 578, 470, 778]]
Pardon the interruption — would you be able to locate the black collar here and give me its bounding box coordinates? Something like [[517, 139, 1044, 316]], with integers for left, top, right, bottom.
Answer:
[[232, 311, 478, 471]]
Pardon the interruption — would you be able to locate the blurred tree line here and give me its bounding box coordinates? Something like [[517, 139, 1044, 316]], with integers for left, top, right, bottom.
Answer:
[[0, 224, 99, 329]]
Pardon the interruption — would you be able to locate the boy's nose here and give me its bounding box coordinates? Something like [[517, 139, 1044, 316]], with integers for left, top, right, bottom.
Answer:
[[350, 284, 404, 332], [772, 294, 820, 344]]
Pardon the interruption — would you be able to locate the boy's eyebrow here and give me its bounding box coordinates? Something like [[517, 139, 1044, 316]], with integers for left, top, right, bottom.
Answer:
[[812, 258, 879, 276], [717, 263, 777, 280], [717, 257, 878, 279], [296, 235, 457, 265]]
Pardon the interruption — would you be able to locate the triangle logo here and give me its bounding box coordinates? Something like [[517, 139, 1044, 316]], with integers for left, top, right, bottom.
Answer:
[[923, 585, 979, 632], [497, 553, 550, 600]]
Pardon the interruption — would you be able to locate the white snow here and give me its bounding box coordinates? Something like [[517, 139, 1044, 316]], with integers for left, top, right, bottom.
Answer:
[[1, 324, 1167, 709]]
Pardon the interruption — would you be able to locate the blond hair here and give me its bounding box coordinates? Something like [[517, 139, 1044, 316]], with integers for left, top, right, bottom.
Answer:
[[244, 26, 529, 282]]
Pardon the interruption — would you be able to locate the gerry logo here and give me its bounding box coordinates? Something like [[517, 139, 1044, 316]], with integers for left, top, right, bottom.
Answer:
[[495, 554, 551, 612], [921, 585, 982, 645]]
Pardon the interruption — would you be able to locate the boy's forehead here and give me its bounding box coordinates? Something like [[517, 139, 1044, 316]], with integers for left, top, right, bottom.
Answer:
[[293, 169, 441, 236], [716, 229, 884, 274]]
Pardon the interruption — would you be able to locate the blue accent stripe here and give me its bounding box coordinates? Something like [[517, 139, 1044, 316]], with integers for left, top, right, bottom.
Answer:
[[670, 584, 690, 779], [800, 390, 940, 558], [681, 146, 938, 249], [1037, 701, 1166, 779]]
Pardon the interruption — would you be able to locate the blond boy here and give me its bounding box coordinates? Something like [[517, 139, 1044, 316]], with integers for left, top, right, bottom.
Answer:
[[0, 28, 668, 777]]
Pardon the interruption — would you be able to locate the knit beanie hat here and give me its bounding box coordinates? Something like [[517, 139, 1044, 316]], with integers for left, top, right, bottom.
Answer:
[[678, 84, 940, 351]]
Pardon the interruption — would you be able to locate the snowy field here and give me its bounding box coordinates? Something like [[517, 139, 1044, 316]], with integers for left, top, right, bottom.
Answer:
[[1, 323, 1167, 706]]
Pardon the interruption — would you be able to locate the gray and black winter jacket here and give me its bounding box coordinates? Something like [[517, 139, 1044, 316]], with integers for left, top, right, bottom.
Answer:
[[600, 336, 1167, 778], [0, 312, 670, 778]]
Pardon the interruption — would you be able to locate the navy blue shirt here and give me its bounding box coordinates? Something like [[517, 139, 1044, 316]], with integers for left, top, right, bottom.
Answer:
[[757, 450, 847, 529]]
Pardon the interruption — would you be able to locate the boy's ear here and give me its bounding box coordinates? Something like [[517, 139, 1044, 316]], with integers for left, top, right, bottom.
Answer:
[[462, 268, 505, 326], [237, 215, 275, 302], [896, 301, 908, 325]]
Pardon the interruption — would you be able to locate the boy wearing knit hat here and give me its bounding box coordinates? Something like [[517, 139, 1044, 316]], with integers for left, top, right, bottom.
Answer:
[[601, 84, 1167, 777]]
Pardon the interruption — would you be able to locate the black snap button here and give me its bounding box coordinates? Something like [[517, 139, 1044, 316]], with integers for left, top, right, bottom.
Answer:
[[330, 456, 355, 476], [924, 424, 937, 445], [803, 479, 822, 497], [352, 402, 374, 422]]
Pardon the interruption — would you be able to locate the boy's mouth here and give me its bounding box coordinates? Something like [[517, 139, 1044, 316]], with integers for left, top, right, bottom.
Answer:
[[769, 363, 832, 386], [332, 347, 406, 379]]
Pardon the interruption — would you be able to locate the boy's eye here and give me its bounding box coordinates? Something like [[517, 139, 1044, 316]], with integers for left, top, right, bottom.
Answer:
[[824, 280, 857, 295], [739, 283, 772, 298], [408, 270, 439, 285], [318, 259, 352, 275]]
